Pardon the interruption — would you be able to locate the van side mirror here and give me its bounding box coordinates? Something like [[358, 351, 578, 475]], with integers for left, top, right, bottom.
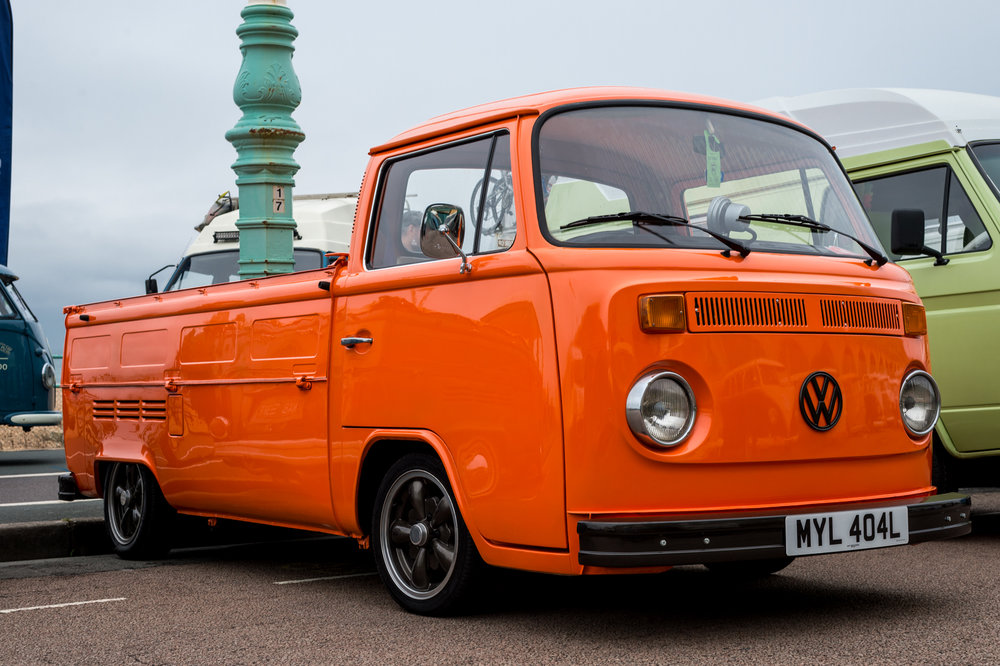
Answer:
[[145, 264, 176, 294], [891, 209, 949, 266], [421, 204, 471, 273]]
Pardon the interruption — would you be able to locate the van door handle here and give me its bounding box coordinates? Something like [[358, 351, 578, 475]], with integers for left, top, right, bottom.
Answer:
[[340, 337, 373, 349]]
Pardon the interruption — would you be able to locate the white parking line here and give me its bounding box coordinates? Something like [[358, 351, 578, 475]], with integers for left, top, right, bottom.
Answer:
[[0, 499, 100, 508], [274, 572, 377, 585], [0, 598, 126, 614], [0, 472, 64, 480]]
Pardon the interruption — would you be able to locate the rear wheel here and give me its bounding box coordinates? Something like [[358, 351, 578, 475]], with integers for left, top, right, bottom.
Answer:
[[372, 454, 481, 615], [103, 462, 174, 559], [704, 557, 794, 577]]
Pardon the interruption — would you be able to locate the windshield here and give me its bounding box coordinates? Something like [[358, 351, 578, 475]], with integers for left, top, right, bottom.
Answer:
[[1, 280, 38, 322], [0, 283, 17, 319], [535, 105, 882, 258], [165, 249, 325, 291], [970, 142, 1000, 198]]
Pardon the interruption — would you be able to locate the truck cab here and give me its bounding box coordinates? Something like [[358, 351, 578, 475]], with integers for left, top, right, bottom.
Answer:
[[0, 264, 60, 429], [154, 192, 356, 293], [760, 89, 1000, 489]]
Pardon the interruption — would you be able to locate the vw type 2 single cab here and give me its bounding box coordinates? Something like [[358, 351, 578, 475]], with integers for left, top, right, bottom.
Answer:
[[60, 88, 970, 615], [761, 89, 1000, 490], [0, 264, 60, 429]]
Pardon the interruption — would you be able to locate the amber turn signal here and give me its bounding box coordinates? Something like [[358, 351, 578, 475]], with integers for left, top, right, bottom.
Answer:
[[639, 294, 686, 332], [902, 302, 927, 337]]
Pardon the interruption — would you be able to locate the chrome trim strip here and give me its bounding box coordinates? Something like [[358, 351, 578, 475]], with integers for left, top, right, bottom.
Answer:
[[68, 377, 329, 390]]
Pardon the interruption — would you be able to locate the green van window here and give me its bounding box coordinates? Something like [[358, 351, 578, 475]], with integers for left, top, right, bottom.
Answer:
[[854, 166, 992, 261], [970, 142, 1000, 198]]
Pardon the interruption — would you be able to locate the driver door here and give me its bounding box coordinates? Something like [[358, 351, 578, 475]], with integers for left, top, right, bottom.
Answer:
[[336, 131, 568, 550]]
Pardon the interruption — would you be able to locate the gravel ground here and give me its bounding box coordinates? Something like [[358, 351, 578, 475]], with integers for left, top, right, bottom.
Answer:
[[0, 393, 63, 451]]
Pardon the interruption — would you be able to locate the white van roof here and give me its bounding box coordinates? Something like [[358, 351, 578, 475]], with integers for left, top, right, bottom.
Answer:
[[756, 88, 1000, 158], [184, 192, 357, 258]]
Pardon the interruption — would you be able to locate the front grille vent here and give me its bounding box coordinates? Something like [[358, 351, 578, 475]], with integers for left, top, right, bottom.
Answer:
[[93, 399, 166, 421], [820, 298, 901, 333], [684, 292, 904, 335], [691, 295, 808, 330]]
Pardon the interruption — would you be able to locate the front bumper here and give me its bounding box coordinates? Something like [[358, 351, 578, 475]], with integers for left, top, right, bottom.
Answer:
[[577, 493, 971, 567]]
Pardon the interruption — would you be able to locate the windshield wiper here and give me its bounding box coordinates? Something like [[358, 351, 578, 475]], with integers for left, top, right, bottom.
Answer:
[[738, 213, 888, 267], [561, 211, 751, 258]]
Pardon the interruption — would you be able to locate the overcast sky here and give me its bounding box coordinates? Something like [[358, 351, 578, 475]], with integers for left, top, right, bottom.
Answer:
[[9, 0, 1000, 351]]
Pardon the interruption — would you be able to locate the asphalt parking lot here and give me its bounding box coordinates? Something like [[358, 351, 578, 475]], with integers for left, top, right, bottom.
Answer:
[[1, 503, 999, 664]]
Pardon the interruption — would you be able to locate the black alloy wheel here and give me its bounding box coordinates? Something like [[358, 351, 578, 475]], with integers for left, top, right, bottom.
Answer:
[[372, 454, 481, 615], [103, 462, 174, 559]]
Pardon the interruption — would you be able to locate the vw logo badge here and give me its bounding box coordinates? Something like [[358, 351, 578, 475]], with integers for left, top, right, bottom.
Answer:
[[799, 372, 843, 431]]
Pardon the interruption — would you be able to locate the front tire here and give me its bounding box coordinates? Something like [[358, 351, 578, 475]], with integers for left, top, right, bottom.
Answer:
[[372, 454, 481, 615], [103, 462, 174, 559]]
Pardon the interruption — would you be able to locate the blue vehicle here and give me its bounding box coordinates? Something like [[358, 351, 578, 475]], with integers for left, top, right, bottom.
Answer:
[[0, 264, 59, 429]]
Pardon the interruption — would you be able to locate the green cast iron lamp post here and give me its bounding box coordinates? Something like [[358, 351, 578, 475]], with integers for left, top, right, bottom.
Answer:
[[226, 0, 303, 279]]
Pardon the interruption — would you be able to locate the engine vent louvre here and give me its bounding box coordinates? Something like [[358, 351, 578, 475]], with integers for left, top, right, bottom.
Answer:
[[93, 400, 115, 420], [92, 399, 167, 421]]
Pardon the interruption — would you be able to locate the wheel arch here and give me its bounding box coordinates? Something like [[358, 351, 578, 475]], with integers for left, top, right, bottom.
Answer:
[[93, 445, 160, 499], [356, 430, 478, 543]]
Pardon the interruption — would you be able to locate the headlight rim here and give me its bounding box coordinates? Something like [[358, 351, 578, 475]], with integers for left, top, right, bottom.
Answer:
[[40, 362, 56, 390], [626, 371, 697, 448], [899, 369, 940, 437]]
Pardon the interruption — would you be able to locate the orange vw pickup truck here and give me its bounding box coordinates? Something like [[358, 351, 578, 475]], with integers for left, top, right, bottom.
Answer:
[[60, 88, 970, 615]]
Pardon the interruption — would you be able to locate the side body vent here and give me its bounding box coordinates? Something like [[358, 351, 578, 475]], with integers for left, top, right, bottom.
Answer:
[[92, 399, 167, 421]]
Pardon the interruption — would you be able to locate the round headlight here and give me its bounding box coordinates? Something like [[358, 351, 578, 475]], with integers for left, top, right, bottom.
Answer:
[[40, 362, 56, 390], [626, 372, 696, 447], [899, 370, 940, 436]]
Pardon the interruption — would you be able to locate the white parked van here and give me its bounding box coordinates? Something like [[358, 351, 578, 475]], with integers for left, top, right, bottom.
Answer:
[[152, 192, 357, 293]]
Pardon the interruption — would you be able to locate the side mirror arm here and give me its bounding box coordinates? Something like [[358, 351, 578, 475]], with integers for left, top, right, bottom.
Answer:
[[437, 225, 471, 274], [926, 249, 950, 266]]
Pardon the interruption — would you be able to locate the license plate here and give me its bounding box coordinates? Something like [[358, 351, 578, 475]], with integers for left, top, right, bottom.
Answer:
[[784, 506, 908, 556]]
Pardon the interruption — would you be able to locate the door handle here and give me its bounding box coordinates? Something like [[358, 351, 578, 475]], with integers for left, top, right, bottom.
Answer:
[[340, 336, 373, 349]]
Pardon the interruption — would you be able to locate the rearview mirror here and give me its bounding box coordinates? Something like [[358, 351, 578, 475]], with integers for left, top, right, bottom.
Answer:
[[145, 264, 176, 294], [421, 204, 471, 273], [891, 209, 948, 266], [421, 204, 465, 259], [890, 209, 925, 254]]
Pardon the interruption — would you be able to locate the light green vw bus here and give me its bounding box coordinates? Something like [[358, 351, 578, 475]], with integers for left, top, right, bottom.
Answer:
[[760, 88, 1000, 490]]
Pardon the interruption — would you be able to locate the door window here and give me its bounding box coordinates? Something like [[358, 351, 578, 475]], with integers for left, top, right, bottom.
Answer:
[[368, 133, 515, 269], [854, 166, 992, 260]]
